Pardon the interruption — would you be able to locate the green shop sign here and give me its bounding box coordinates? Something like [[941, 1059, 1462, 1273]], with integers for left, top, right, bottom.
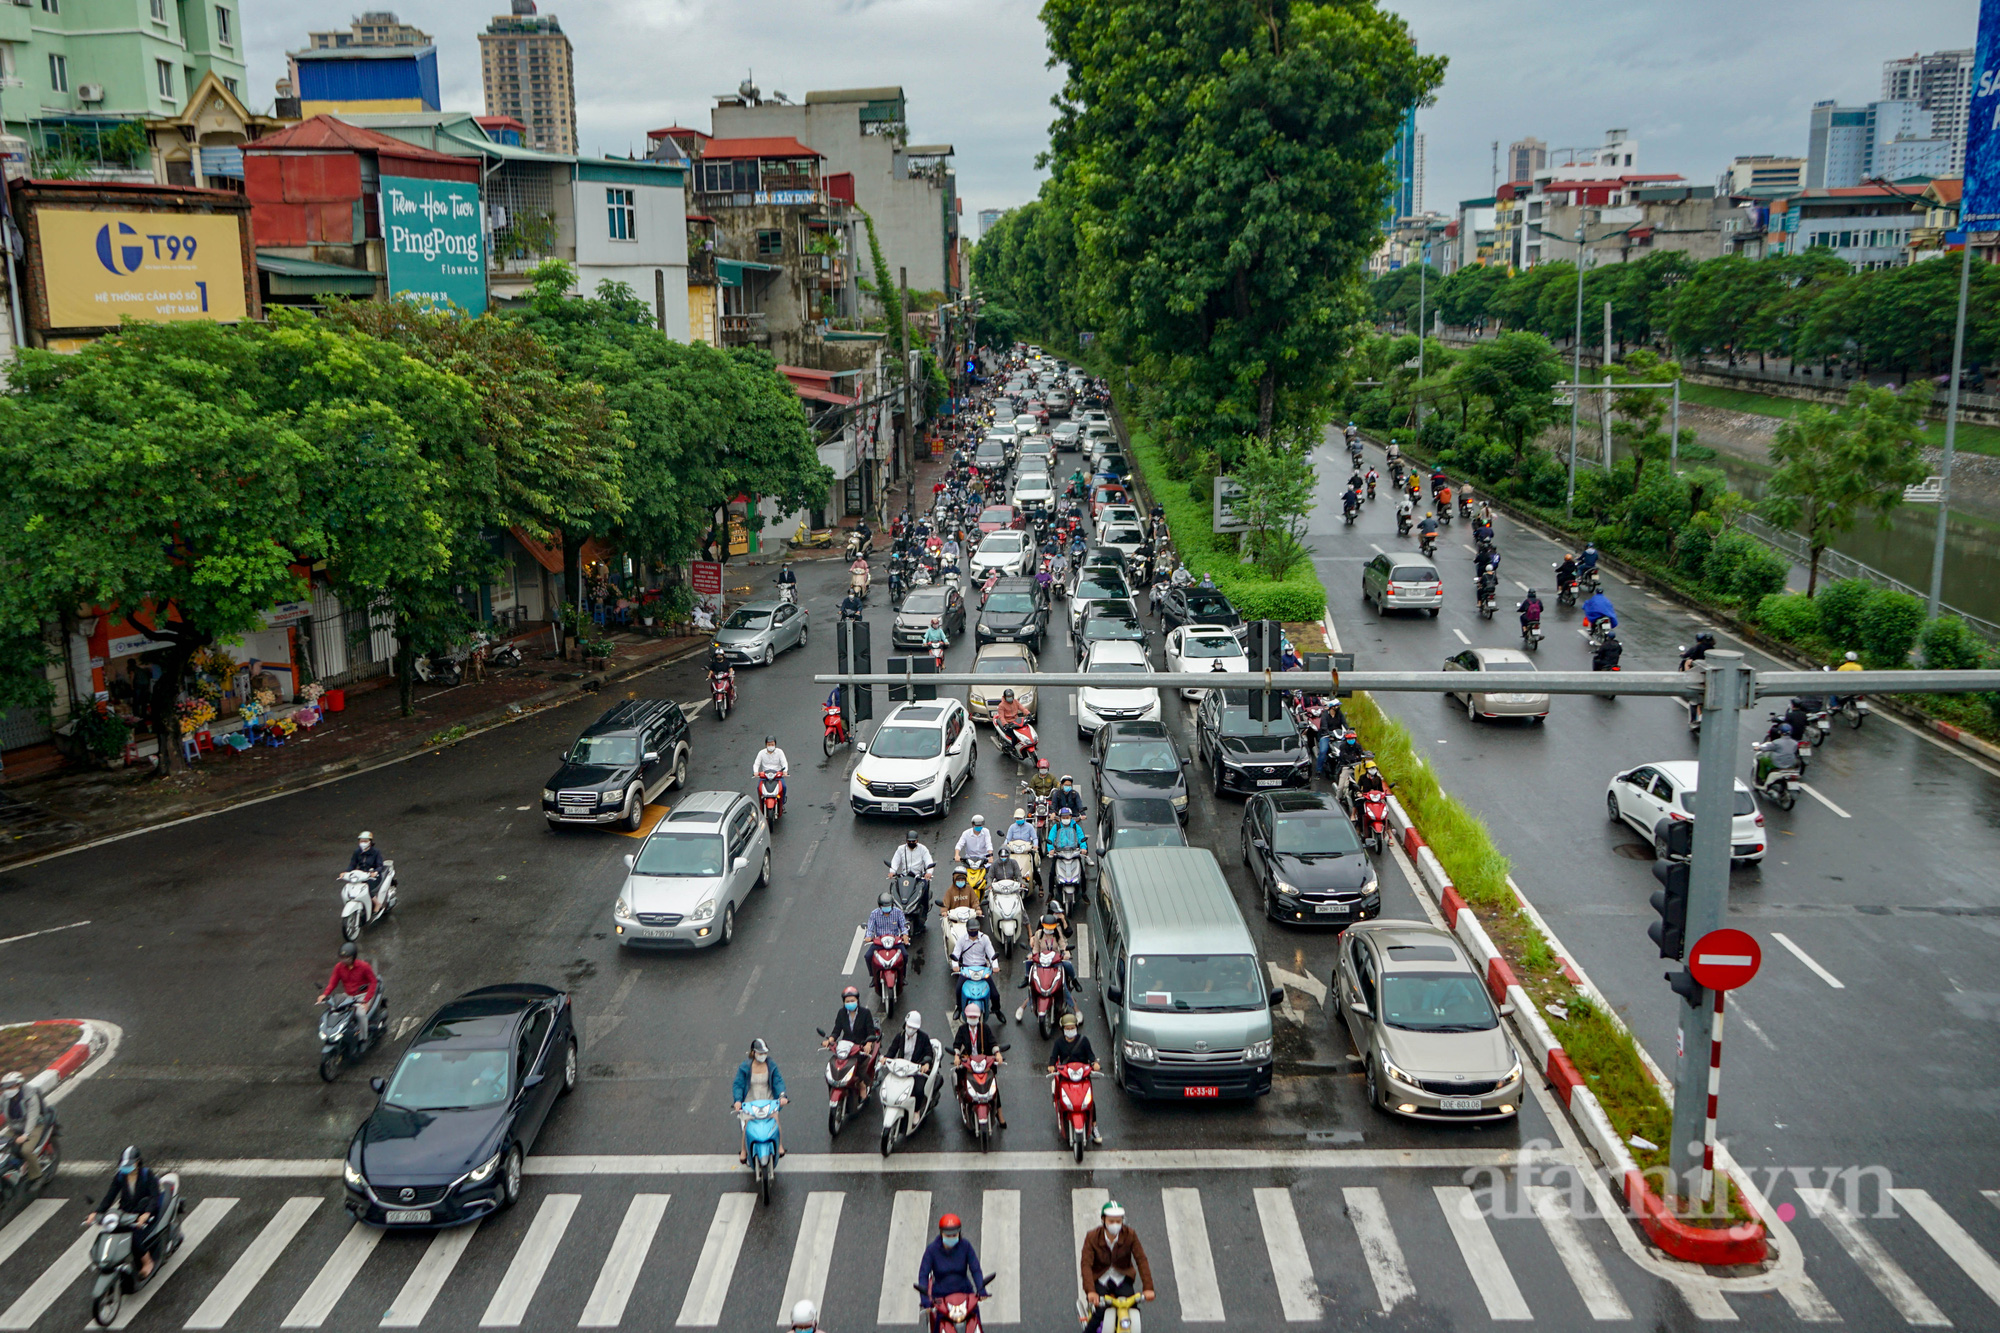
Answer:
[[380, 175, 486, 315]]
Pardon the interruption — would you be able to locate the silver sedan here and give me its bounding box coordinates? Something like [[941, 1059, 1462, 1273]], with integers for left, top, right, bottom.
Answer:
[[713, 599, 809, 667], [1443, 646, 1549, 721]]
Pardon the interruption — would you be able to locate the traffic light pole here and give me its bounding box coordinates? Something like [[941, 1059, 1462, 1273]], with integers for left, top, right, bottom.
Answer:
[[1668, 650, 1751, 1206]]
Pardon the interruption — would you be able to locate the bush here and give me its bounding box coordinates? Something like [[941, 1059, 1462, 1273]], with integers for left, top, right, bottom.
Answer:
[[1730, 546, 1790, 604], [1701, 531, 1755, 596], [1224, 578, 1330, 621], [1753, 593, 1821, 643], [1813, 579, 1873, 648], [1418, 415, 1458, 452], [1674, 523, 1713, 577], [1856, 588, 1926, 667], [1477, 441, 1516, 482], [1920, 615, 1988, 671]]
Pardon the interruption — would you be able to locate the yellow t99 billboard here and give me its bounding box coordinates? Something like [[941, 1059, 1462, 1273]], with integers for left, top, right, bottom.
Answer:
[[36, 208, 249, 329]]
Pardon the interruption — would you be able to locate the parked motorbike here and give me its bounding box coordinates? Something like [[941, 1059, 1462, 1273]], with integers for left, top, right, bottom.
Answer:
[[88, 1175, 183, 1328], [816, 1030, 875, 1138], [317, 991, 384, 1083], [337, 863, 396, 943], [956, 1046, 1009, 1150], [709, 670, 735, 722], [759, 773, 786, 827], [412, 651, 462, 687], [986, 875, 1026, 958], [472, 630, 523, 668], [736, 1100, 782, 1206], [879, 1055, 944, 1158]]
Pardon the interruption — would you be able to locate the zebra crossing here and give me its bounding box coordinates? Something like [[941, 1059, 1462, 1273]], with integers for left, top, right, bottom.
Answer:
[[0, 1172, 1996, 1328]]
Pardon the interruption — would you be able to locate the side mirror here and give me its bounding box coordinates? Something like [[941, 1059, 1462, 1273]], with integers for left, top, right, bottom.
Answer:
[[815, 1028, 828, 1038], [370, 1077, 386, 1094], [644, 751, 659, 763], [855, 741, 868, 753], [733, 856, 749, 872], [624, 853, 635, 869], [1252, 837, 1269, 853], [522, 1073, 545, 1089], [1268, 987, 1286, 1007], [1105, 985, 1124, 1004], [1348, 999, 1372, 1018], [998, 1043, 1012, 1053], [1498, 1001, 1516, 1017]]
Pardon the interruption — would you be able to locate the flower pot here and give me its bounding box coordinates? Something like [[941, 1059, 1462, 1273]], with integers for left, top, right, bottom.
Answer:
[[586, 656, 610, 671]]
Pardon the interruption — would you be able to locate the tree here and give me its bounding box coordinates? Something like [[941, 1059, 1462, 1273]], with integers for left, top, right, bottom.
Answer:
[[1231, 429, 1317, 580], [1605, 348, 1699, 495], [1435, 263, 1509, 330], [1763, 383, 1932, 594], [1667, 255, 1786, 364], [1453, 332, 1564, 457]]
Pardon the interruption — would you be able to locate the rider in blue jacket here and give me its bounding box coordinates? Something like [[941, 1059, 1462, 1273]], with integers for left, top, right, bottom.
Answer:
[[916, 1214, 989, 1315]]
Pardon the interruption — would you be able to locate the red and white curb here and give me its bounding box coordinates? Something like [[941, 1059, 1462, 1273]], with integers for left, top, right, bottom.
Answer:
[[3, 1019, 121, 1104]]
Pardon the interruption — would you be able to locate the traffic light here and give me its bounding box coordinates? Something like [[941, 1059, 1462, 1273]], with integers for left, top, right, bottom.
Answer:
[[837, 621, 873, 723], [886, 655, 936, 701], [1666, 968, 1707, 1008], [1648, 817, 1692, 960], [1243, 620, 1282, 671]]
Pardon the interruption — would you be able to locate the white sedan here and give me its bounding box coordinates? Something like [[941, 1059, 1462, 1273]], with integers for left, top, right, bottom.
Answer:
[[1076, 639, 1162, 737], [969, 530, 1033, 578], [1164, 624, 1249, 700], [1099, 504, 1143, 531], [1606, 760, 1767, 863]]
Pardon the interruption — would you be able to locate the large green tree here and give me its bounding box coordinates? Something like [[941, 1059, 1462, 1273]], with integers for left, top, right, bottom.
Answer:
[[1763, 382, 1931, 594], [1452, 331, 1564, 456]]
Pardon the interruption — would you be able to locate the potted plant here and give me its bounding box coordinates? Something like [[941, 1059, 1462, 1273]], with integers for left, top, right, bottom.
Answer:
[[75, 705, 132, 768]]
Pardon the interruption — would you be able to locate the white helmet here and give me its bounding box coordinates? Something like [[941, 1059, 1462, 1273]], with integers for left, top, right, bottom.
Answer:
[[790, 1298, 818, 1328], [357, 831, 373, 843], [905, 1010, 922, 1030]]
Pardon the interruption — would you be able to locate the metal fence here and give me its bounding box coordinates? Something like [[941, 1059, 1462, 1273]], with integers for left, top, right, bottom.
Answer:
[[1735, 513, 2000, 642]]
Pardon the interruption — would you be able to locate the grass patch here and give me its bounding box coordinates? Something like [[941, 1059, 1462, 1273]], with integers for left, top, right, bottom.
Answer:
[[1679, 379, 2000, 457], [426, 723, 470, 747], [1343, 691, 1512, 906], [1551, 996, 1675, 1172]]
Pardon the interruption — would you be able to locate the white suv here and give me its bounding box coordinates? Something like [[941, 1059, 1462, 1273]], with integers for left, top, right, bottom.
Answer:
[[1077, 640, 1162, 738], [850, 700, 978, 820]]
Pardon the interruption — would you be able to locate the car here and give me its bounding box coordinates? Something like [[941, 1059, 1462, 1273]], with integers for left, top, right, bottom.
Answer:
[[1076, 548, 1128, 578], [541, 699, 691, 830], [1090, 484, 1130, 518], [612, 791, 770, 948], [1098, 504, 1143, 530], [1098, 523, 1147, 565], [344, 983, 577, 1228], [1016, 437, 1054, 472], [1164, 624, 1250, 699], [893, 583, 967, 647], [1013, 414, 1040, 438], [1013, 476, 1056, 515], [1047, 390, 1072, 414], [1068, 570, 1133, 635], [975, 440, 1010, 474], [1195, 688, 1314, 797], [1336, 921, 1524, 1122], [975, 578, 1049, 650], [1606, 761, 1767, 862], [712, 599, 809, 667], [1444, 647, 1550, 721], [1098, 797, 1188, 852], [850, 699, 978, 819], [969, 642, 1040, 722], [1026, 401, 1050, 426], [1077, 639, 1162, 737], [1362, 554, 1443, 617], [976, 505, 1024, 534], [1081, 410, 1110, 428], [1091, 719, 1189, 820], [1051, 422, 1082, 451], [1092, 453, 1132, 482], [1077, 612, 1148, 656], [1158, 585, 1245, 636], [969, 529, 1033, 578], [1241, 789, 1381, 926]]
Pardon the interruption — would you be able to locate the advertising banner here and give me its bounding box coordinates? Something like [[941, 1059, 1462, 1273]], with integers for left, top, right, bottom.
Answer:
[[379, 175, 486, 315], [35, 208, 248, 329], [1966, 0, 2000, 223]]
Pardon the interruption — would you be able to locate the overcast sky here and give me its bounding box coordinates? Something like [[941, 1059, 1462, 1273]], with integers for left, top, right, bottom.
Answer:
[[247, 0, 1981, 236]]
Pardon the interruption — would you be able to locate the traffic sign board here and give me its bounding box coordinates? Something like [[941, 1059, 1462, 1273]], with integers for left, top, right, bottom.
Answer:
[[1688, 928, 1762, 991]]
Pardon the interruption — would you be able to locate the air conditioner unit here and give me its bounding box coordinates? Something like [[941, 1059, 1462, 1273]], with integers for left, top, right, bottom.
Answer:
[[77, 83, 105, 103]]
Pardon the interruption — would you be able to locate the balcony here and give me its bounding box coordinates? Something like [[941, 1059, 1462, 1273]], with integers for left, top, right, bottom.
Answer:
[[688, 251, 717, 285], [719, 312, 768, 347]]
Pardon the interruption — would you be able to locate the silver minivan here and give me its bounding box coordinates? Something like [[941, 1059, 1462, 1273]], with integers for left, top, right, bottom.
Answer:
[[612, 791, 770, 949], [1093, 847, 1279, 1099]]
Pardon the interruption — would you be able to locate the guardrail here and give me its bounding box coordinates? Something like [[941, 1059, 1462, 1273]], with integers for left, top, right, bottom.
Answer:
[[1734, 513, 2000, 642]]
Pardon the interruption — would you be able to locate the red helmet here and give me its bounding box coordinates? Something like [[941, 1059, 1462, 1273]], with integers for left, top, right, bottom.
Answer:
[[938, 1213, 962, 1232]]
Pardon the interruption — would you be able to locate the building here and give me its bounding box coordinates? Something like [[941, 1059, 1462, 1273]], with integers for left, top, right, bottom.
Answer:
[[1454, 197, 1498, 271], [1490, 171, 1686, 268], [977, 207, 1003, 237], [1806, 99, 1952, 190], [1883, 49, 1973, 174], [1507, 138, 1547, 186], [0, 0, 247, 175], [289, 43, 439, 117], [1719, 155, 1804, 195], [1384, 104, 1418, 224], [308, 12, 432, 50], [142, 72, 293, 192], [1369, 211, 1448, 275], [478, 1, 577, 156], [1551, 184, 1753, 267], [1768, 183, 1927, 269], [706, 86, 959, 299]]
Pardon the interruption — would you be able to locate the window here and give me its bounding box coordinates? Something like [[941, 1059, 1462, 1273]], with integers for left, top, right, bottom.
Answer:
[[514, 1008, 551, 1081], [215, 4, 232, 45], [156, 59, 174, 98], [47, 54, 66, 93], [756, 229, 783, 257], [606, 186, 635, 241], [39, 0, 56, 13], [222, 76, 236, 95], [148, 0, 164, 19]]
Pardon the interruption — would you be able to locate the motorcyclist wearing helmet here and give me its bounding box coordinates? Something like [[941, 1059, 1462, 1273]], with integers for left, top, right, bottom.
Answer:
[[1832, 649, 1865, 708], [1354, 759, 1388, 797], [868, 890, 910, 946], [884, 1011, 939, 1120], [1578, 542, 1600, 573], [1003, 807, 1038, 850], [1049, 774, 1085, 818], [917, 1212, 989, 1318], [1681, 632, 1717, 671], [950, 1002, 1006, 1128], [1517, 590, 1544, 630], [752, 736, 789, 814], [991, 689, 1028, 748], [1592, 629, 1624, 672], [1023, 756, 1057, 804], [729, 1039, 787, 1164], [839, 586, 866, 621], [923, 617, 948, 655], [2, 1070, 48, 1183], [788, 1298, 821, 1331], [1047, 1010, 1102, 1140], [1554, 553, 1579, 590], [826, 985, 880, 1065], [1080, 1200, 1156, 1332], [89, 1148, 167, 1279], [347, 831, 386, 916], [1043, 809, 1089, 897], [1017, 909, 1080, 996], [888, 831, 935, 919], [707, 644, 735, 703], [1755, 724, 1802, 784], [953, 814, 995, 867], [317, 941, 383, 1048]]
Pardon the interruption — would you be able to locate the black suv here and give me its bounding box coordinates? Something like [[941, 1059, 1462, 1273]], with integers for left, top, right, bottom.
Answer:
[[975, 577, 1049, 650], [1241, 789, 1382, 926], [542, 699, 690, 831], [1195, 689, 1312, 798], [1159, 585, 1245, 635], [1091, 720, 1189, 821]]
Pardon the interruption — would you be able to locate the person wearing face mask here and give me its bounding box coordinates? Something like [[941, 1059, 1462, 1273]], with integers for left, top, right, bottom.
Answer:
[[1049, 773, 1085, 819], [883, 1011, 940, 1121], [347, 831, 387, 917], [729, 1039, 788, 1165], [916, 1212, 990, 1322], [1045, 1011, 1102, 1143], [825, 985, 879, 1082], [1080, 1200, 1154, 1331]]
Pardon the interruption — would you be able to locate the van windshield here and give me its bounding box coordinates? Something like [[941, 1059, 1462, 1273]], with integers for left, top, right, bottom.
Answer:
[[1126, 954, 1264, 1012]]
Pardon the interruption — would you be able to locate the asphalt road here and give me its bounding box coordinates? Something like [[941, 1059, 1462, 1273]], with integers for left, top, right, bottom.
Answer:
[[1319, 433, 2000, 1331]]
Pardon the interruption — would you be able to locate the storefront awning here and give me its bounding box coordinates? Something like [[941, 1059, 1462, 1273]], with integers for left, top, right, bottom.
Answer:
[[257, 253, 379, 297], [715, 258, 781, 288], [508, 527, 610, 575]]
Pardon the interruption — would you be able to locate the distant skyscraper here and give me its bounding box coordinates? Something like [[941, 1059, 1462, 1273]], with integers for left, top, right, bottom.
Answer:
[[479, 0, 577, 155], [977, 208, 1004, 237], [1412, 132, 1426, 214], [308, 11, 432, 49], [1385, 104, 1418, 224], [1807, 98, 1951, 188], [1882, 49, 1973, 174], [1507, 137, 1547, 185]]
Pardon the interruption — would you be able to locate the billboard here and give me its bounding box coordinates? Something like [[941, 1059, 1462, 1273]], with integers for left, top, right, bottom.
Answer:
[[1967, 0, 2000, 223], [379, 175, 486, 315], [35, 208, 248, 329]]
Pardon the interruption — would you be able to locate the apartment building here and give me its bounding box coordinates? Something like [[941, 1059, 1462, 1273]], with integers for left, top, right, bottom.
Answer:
[[479, 1, 577, 156]]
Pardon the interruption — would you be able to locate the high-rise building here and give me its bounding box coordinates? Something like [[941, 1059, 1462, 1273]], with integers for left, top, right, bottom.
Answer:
[[1806, 99, 1951, 189], [1882, 49, 1973, 173], [977, 208, 1004, 237], [1412, 132, 1426, 215], [1507, 137, 1547, 185], [308, 12, 433, 49], [1384, 104, 1418, 225], [1719, 155, 1806, 195], [479, 1, 577, 156]]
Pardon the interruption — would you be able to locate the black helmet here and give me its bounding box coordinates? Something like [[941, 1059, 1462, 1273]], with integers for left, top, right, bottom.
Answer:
[[339, 942, 358, 960], [905, 829, 919, 844], [1002, 689, 1015, 701], [1696, 632, 1716, 646], [117, 1146, 141, 1174], [1525, 589, 1537, 598], [764, 735, 778, 747], [879, 891, 894, 908]]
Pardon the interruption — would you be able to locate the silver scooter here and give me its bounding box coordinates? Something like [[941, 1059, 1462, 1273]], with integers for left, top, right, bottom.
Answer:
[[338, 862, 397, 942], [878, 1054, 944, 1158], [88, 1175, 183, 1328]]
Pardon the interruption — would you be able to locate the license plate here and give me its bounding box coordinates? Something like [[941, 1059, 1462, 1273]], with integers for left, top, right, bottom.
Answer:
[[1798, 745, 1813, 757], [384, 1209, 432, 1224], [561, 806, 591, 816], [1314, 903, 1349, 915], [1182, 1086, 1220, 1098], [1436, 1097, 1481, 1112], [1256, 778, 1282, 787]]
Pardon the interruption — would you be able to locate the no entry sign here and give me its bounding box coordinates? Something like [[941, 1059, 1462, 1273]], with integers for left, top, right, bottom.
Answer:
[[1688, 929, 1762, 991]]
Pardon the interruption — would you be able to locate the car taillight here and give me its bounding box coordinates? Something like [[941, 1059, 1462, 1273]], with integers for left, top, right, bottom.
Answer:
[[1669, 811, 1692, 821], [1753, 814, 1765, 826]]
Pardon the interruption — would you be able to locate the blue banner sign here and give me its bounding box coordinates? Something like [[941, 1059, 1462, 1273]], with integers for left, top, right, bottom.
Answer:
[[1966, 0, 2000, 222]]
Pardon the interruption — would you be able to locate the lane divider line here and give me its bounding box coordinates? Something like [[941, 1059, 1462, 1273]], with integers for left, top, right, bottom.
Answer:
[[1770, 932, 1846, 989], [1796, 784, 1851, 818]]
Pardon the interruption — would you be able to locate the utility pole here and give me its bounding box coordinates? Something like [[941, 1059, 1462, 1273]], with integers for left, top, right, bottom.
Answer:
[[1928, 233, 1974, 618], [1670, 376, 1682, 464], [1601, 300, 1614, 470], [1414, 240, 1427, 431], [1566, 223, 1585, 516], [899, 265, 914, 522], [1490, 140, 1499, 196]]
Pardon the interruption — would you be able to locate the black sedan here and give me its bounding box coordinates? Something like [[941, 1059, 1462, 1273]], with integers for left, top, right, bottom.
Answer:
[[1158, 585, 1245, 636], [1240, 789, 1382, 926], [975, 578, 1048, 650], [345, 984, 577, 1228], [1195, 688, 1314, 797], [1099, 797, 1188, 851], [1091, 720, 1189, 821]]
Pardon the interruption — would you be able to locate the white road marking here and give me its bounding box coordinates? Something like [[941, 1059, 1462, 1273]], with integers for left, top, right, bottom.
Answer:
[[732, 963, 765, 1016], [1252, 1188, 1321, 1322], [1797, 783, 1852, 818], [0, 1199, 64, 1270], [980, 1189, 1021, 1323], [1342, 1186, 1414, 1313], [877, 1190, 931, 1326], [1778, 1275, 1843, 1322], [1071, 1188, 1109, 1311], [1771, 932, 1846, 989], [1067, 694, 1078, 716], [481, 1192, 579, 1326], [1369, 543, 1384, 554], [775, 1191, 843, 1327], [676, 1193, 753, 1326], [1162, 1187, 1225, 1321], [1512, 579, 1530, 592], [381, 1220, 480, 1327], [1462, 543, 1476, 553], [0, 1225, 90, 1330], [579, 1193, 669, 1328], [1525, 1186, 1630, 1321], [281, 1222, 381, 1327], [0, 920, 90, 948], [1434, 1186, 1531, 1320], [1798, 1188, 1949, 1325], [1893, 1187, 2000, 1311], [1074, 923, 1091, 979], [102, 1197, 235, 1329], [841, 926, 866, 976], [186, 1196, 320, 1329], [1452, 628, 1470, 645]]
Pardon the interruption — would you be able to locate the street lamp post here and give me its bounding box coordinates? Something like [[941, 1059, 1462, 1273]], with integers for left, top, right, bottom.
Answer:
[[1928, 234, 1974, 619], [1566, 223, 1586, 517]]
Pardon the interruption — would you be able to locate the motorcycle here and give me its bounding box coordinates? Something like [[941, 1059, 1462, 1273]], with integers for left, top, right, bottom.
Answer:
[[956, 1046, 1009, 1150], [1353, 789, 1390, 855], [709, 670, 735, 721], [736, 1099, 782, 1206], [88, 1176, 183, 1328], [986, 875, 1026, 958], [1003, 837, 1039, 891], [471, 630, 523, 668], [1458, 494, 1473, 520], [1026, 945, 1072, 1038], [823, 699, 849, 756], [1342, 503, 1359, 528], [1839, 695, 1870, 729], [778, 582, 799, 606], [869, 932, 910, 1015], [411, 651, 463, 687], [1580, 566, 1603, 596], [879, 1055, 944, 1158], [816, 1030, 875, 1138], [317, 991, 384, 1082], [954, 964, 999, 1029], [758, 772, 786, 826], [994, 718, 1038, 764], [850, 566, 871, 598], [1052, 1061, 1098, 1162], [1048, 845, 1088, 920], [1396, 511, 1413, 538], [1594, 661, 1621, 701], [918, 1282, 996, 1332], [1584, 618, 1611, 652], [337, 863, 396, 943], [844, 530, 866, 560], [1555, 573, 1578, 608], [1366, 475, 1377, 501], [1017, 786, 1052, 840], [1097, 1288, 1146, 1333], [1520, 619, 1543, 651], [1418, 531, 1438, 559], [0, 1106, 60, 1221], [1476, 575, 1498, 621], [1765, 715, 1813, 771], [1756, 762, 1800, 812], [1791, 698, 1833, 747], [961, 854, 991, 902], [1437, 505, 1453, 528], [930, 640, 947, 671]]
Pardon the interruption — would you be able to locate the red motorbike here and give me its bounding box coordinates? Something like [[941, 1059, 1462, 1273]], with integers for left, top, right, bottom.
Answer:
[[817, 1030, 876, 1138], [995, 718, 1038, 764], [1027, 946, 1070, 1038], [921, 1287, 994, 1332], [709, 670, 735, 722], [1052, 1060, 1099, 1163], [956, 1047, 1009, 1151], [1355, 789, 1389, 855], [930, 641, 946, 671], [869, 934, 908, 1015], [758, 772, 786, 826], [822, 699, 849, 756]]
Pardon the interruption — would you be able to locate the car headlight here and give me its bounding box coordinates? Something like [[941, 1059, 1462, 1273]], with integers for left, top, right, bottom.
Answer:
[[1274, 878, 1299, 897], [1246, 1038, 1273, 1062], [1501, 1056, 1523, 1085], [856, 774, 873, 791], [1221, 755, 1246, 770], [689, 899, 716, 923], [600, 790, 621, 806], [1361, 872, 1378, 894], [978, 623, 991, 634], [464, 1148, 503, 1184], [614, 898, 631, 919], [1122, 1038, 1156, 1064], [541, 788, 556, 803], [1381, 1058, 1417, 1088], [343, 1161, 365, 1188]]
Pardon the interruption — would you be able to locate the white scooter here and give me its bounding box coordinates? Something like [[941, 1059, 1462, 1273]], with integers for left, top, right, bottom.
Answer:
[[338, 863, 397, 942], [878, 1055, 943, 1158], [942, 904, 979, 960], [1002, 837, 1039, 893], [987, 875, 1026, 959]]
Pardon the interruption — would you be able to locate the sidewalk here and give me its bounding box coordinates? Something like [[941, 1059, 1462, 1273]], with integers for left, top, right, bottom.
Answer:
[[0, 630, 711, 870]]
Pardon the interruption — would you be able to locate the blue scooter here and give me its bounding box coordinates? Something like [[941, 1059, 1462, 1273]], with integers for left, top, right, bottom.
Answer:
[[738, 1100, 782, 1206], [956, 965, 998, 1029]]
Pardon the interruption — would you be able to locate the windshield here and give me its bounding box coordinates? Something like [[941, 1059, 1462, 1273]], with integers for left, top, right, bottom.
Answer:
[[902, 590, 949, 613], [566, 735, 639, 767], [974, 656, 1031, 675], [979, 509, 1014, 525], [1127, 955, 1265, 1012], [1480, 661, 1538, 673], [1390, 567, 1438, 583], [1217, 692, 1297, 738], [1184, 593, 1234, 619], [1379, 973, 1498, 1032], [1114, 827, 1185, 849], [1678, 789, 1759, 816], [1075, 580, 1127, 602], [723, 609, 771, 630], [1272, 813, 1363, 856], [984, 593, 1036, 614], [980, 533, 1023, 551], [1089, 661, 1150, 675], [1103, 528, 1144, 545], [384, 1045, 510, 1111], [870, 727, 942, 759], [1085, 619, 1144, 640], [1183, 634, 1239, 658], [634, 830, 725, 876], [1105, 740, 1179, 772]]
